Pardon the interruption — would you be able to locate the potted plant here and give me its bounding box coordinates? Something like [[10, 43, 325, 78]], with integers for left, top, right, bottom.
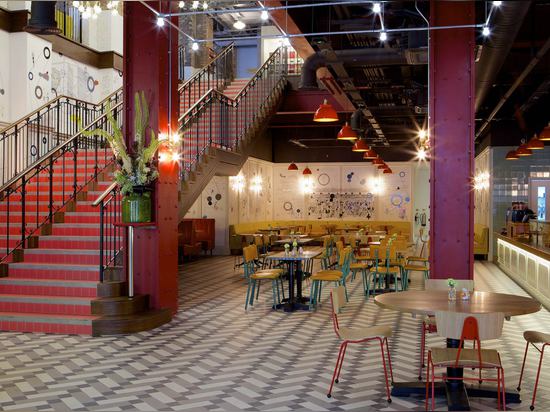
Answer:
[[81, 91, 161, 223]]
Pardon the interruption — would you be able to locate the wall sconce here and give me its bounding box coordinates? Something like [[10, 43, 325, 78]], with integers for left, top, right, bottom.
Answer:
[[250, 175, 262, 194], [158, 130, 182, 163], [473, 171, 490, 191], [301, 175, 314, 194], [230, 173, 246, 193]]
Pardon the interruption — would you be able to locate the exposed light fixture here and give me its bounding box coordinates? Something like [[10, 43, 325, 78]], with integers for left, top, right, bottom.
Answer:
[[473, 171, 490, 191], [383, 168, 392, 174], [233, 20, 246, 30], [73, 1, 80, 6], [380, 31, 387, 42], [417, 147, 427, 161], [493, 1, 502, 7], [363, 148, 377, 160], [418, 129, 428, 140], [372, 157, 384, 165], [526, 135, 544, 150], [282, 36, 291, 47], [516, 143, 532, 156], [505, 150, 519, 160], [202, 1, 208, 10], [373, 2, 382, 14], [156, 17, 164, 27], [337, 122, 358, 141], [230, 174, 245, 192], [302, 166, 312, 175], [192, 0, 199, 9], [482, 26, 490, 37], [74, 1, 120, 18], [313, 99, 338, 122], [250, 175, 262, 193], [261, 10, 269, 21], [351, 138, 369, 152], [191, 41, 199, 51], [288, 162, 298, 171], [171, 152, 181, 162], [179, 1, 185, 8], [539, 123, 550, 141], [377, 163, 386, 170], [93, 3, 101, 14]]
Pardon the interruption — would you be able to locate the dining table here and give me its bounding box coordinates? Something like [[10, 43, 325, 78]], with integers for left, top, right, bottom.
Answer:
[[266, 247, 323, 312], [375, 290, 541, 411], [274, 237, 314, 245]]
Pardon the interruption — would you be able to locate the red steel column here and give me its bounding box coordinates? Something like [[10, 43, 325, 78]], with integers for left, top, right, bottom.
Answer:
[[123, 2, 179, 312], [429, 1, 475, 280]]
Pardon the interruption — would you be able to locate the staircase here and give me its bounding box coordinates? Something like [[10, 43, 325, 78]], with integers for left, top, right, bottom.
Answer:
[[0, 44, 287, 335]]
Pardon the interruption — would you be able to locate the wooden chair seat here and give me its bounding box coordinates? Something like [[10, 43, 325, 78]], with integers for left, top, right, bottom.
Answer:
[[355, 255, 375, 261], [311, 272, 341, 281], [370, 266, 400, 274], [407, 256, 428, 262], [350, 262, 369, 270], [251, 271, 281, 280], [339, 325, 393, 341], [523, 330, 550, 344], [431, 347, 502, 368], [404, 264, 429, 271]]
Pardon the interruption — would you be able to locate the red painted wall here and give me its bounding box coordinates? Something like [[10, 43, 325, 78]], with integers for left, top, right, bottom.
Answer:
[[123, 1, 179, 312]]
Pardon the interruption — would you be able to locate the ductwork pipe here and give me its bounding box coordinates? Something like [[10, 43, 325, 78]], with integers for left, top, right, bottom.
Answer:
[[475, 1, 531, 112], [300, 48, 428, 89]]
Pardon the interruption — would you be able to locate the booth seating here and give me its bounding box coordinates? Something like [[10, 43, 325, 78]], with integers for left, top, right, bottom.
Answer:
[[473, 224, 489, 258], [179, 219, 216, 260]]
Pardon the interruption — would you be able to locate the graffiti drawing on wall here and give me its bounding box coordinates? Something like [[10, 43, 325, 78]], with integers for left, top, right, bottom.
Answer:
[[307, 192, 375, 220], [381, 168, 411, 220]]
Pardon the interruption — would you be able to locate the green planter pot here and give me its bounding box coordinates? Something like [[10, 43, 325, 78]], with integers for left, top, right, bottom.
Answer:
[[122, 190, 152, 223]]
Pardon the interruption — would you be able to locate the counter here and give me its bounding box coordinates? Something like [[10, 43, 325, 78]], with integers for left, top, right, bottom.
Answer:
[[495, 233, 550, 310]]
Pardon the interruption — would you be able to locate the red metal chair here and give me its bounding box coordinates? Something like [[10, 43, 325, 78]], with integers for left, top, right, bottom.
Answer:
[[426, 311, 506, 411], [517, 331, 550, 411], [327, 286, 394, 402]]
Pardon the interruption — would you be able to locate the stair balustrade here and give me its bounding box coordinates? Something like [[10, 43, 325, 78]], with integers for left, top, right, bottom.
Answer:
[[179, 46, 287, 174]]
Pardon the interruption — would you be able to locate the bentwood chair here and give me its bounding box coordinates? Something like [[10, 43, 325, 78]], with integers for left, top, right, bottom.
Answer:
[[309, 247, 352, 307], [517, 330, 550, 411], [327, 286, 393, 402], [243, 245, 284, 310], [426, 311, 506, 411], [418, 279, 475, 380]]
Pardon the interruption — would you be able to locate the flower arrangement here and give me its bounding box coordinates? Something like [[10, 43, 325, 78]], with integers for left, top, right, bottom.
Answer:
[[80, 91, 161, 195]]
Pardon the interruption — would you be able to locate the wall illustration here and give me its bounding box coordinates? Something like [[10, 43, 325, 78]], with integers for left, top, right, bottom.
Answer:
[[307, 192, 376, 220], [379, 167, 412, 221]]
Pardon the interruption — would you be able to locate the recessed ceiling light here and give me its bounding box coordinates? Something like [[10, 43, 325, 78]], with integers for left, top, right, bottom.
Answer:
[[233, 20, 246, 30]]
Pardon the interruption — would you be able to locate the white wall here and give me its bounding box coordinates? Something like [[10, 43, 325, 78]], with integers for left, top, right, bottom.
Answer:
[[0, 29, 10, 125], [82, 12, 123, 55], [412, 163, 430, 241]]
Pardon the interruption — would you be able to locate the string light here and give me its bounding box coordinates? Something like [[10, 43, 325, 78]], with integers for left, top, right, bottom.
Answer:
[[482, 25, 490, 37], [416, 147, 427, 161], [380, 31, 387, 41], [202, 1, 208, 10], [191, 41, 199, 51], [74, 1, 120, 18], [156, 17, 165, 27], [233, 20, 246, 30], [179, 1, 185, 8], [192, 1, 199, 9], [261, 10, 269, 21]]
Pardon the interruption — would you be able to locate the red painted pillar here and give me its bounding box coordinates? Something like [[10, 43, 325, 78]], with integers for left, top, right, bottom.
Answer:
[[429, 1, 475, 280], [123, 2, 179, 312]]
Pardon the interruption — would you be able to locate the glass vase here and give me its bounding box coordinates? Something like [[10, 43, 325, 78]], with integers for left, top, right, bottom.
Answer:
[[122, 189, 152, 223], [448, 285, 456, 301]]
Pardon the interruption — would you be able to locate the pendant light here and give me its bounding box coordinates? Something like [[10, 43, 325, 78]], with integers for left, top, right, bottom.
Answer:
[[372, 157, 384, 165], [383, 168, 392, 174], [313, 99, 338, 122], [526, 134, 544, 150], [539, 123, 550, 141], [351, 138, 369, 152], [288, 162, 298, 171], [377, 163, 386, 170], [363, 148, 377, 159], [505, 150, 519, 160], [337, 122, 358, 141], [302, 166, 312, 175], [516, 143, 532, 156]]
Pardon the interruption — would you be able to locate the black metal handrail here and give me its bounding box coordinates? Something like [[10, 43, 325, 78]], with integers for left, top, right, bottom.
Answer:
[[0, 101, 123, 263], [178, 47, 287, 172], [92, 182, 122, 282], [0, 88, 123, 187]]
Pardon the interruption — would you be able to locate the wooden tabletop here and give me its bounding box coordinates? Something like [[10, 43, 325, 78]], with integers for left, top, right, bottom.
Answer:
[[374, 290, 541, 318], [267, 247, 323, 261], [275, 238, 314, 244]]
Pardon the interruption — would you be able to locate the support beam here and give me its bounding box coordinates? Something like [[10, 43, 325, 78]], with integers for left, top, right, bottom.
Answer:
[[429, 0, 475, 280], [123, 1, 179, 312]]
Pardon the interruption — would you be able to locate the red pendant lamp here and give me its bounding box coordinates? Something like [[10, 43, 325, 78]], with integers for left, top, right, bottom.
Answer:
[[288, 162, 298, 171], [539, 123, 550, 141], [363, 148, 377, 159], [383, 168, 392, 174], [302, 166, 312, 175], [526, 135, 544, 150], [351, 138, 369, 152], [313, 99, 338, 122], [516, 143, 532, 156], [377, 163, 387, 170], [372, 157, 384, 165], [505, 150, 519, 160], [337, 122, 358, 141]]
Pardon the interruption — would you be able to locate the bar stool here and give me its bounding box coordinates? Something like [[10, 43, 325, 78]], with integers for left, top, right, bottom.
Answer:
[[517, 330, 550, 411]]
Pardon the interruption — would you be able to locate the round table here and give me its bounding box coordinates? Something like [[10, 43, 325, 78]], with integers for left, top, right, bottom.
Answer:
[[374, 290, 541, 410]]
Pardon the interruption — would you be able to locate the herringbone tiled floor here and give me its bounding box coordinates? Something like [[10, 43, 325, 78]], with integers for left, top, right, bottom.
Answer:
[[0, 256, 548, 411]]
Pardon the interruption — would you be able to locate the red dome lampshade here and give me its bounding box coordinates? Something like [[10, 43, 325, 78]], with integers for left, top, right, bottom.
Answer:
[[539, 123, 550, 141], [351, 138, 369, 152], [337, 122, 358, 140], [505, 150, 519, 160], [372, 157, 384, 165], [313, 99, 338, 122], [302, 166, 312, 175], [377, 164, 387, 170], [363, 148, 377, 159], [288, 162, 299, 171], [383, 168, 392, 174], [516, 144, 532, 156], [526, 135, 544, 150]]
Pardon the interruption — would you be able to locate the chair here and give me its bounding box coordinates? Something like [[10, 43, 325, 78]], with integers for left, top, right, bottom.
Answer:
[[243, 245, 285, 310], [327, 286, 393, 401], [418, 279, 475, 380], [517, 331, 550, 411], [309, 247, 352, 307], [402, 254, 430, 287], [368, 245, 403, 293], [313, 236, 333, 270], [426, 311, 506, 411]]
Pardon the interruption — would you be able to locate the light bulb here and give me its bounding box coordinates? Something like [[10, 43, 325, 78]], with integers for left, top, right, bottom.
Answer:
[[157, 17, 165, 27], [178, 1, 185, 8], [493, 1, 502, 7], [78, 5, 85, 12], [170, 133, 181, 143], [380, 31, 387, 41], [233, 20, 246, 30], [373, 2, 381, 14], [192, 42, 199, 51], [158, 132, 168, 141], [93, 3, 102, 14], [107, 1, 113, 9], [482, 26, 490, 36], [417, 148, 427, 161], [282, 37, 291, 47], [261, 10, 269, 21], [72, 1, 80, 7], [418, 129, 427, 140], [171, 152, 181, 162], [202, 1, 208, 10], [192, 1, 199, 9], [159, 152, 168, 163]]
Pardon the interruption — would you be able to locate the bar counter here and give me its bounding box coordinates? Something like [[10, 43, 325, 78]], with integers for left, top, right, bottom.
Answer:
[[495, 233, 550, 310]]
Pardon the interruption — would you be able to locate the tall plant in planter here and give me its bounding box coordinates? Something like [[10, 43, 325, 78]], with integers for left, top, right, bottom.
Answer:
[[82, 91, 161, 223]]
